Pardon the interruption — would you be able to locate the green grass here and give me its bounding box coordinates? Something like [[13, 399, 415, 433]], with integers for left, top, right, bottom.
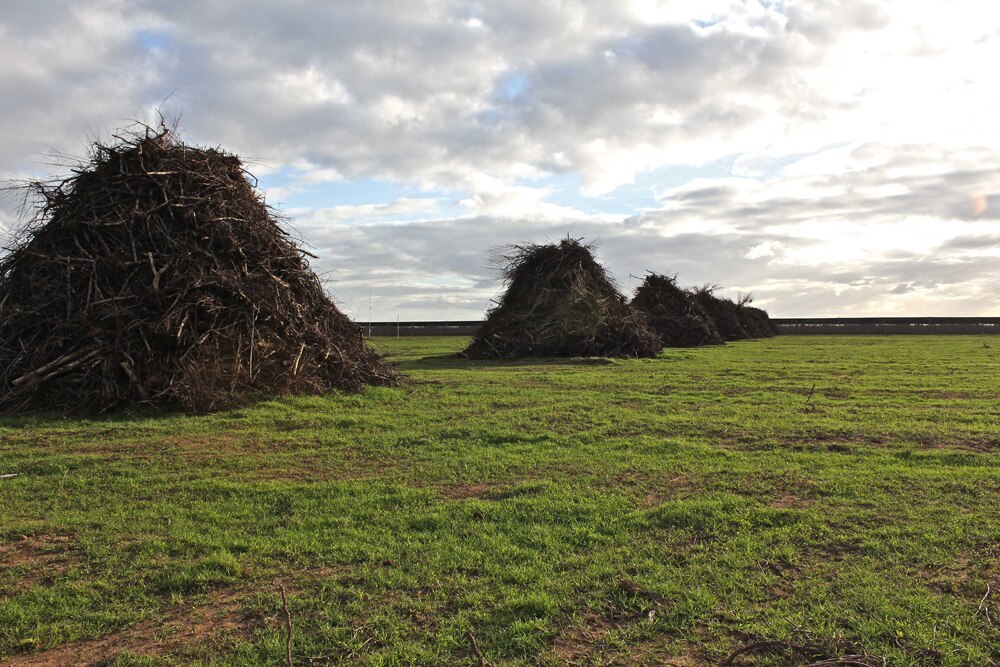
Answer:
[[0, 335, 997, 666]]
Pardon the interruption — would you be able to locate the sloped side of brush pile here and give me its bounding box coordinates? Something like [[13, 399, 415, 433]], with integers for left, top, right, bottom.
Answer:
[[630, 273, 724, 347], [689, 287, 751, 341], [0, 128, 397, 413], [463, 239, 662, 359], [738, 305, 778, 338]]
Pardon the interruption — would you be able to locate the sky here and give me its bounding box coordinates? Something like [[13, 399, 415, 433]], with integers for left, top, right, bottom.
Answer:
[[1, 0, 998, 320]]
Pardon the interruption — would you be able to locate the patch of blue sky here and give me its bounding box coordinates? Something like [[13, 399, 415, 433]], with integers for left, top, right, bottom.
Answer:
[[474, 72, 529, 127], [257, 169, 466, 224], [733, 142, 851, 180], [692, 17, 725, 29], [523, 173, 644, 216], [425, 274, 469, 287], [525, 156, 740, 215], [657, 155, 736, 186], [260, 168, 440, 203], [136, 30, 168, 51], [258, 147, 823, 226], [621, 147, 851, 200], [501, 71, 529, 100]]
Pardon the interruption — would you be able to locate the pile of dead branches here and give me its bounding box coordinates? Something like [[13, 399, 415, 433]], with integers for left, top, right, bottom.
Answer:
[[737, 300, 778, 339], [689, 287, 753, 341], [686, 288, 778, 342], [463, 239, 662, 359], [0, 127, 397, 413], [630, 273, 723, 347]]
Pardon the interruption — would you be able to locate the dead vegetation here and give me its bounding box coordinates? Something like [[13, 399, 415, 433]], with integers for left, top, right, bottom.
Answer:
[[0, 126, 396, 414], [630, 273, 723, 347], [686, 286, 778, 343], [463, 239, 662, 359]]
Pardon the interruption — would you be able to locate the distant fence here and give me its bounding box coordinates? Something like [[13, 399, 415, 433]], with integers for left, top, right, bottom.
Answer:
[[361, 321, 481, 337], [360, 317, 999, 337], [771, 317, 999, 335]]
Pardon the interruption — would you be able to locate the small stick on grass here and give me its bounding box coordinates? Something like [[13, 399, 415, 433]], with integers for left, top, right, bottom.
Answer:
[[804, 383, 817, 411], [279, 584, 292, 667], [465, 630, 487, 667], [977, 582, 993, 625]]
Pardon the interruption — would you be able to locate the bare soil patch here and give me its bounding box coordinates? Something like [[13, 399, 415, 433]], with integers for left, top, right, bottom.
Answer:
[[6, 587, 256, 666], [612, 472, 690, 508], [552, 612, 705, 666], [440, 482, 501, 500], [0, 534, 78, 599], [551, 611, 619, 663], [769, 494, 811, 509]]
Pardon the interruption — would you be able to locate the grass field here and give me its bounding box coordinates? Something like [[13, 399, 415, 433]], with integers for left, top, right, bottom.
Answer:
[[0, 335, 998, 666]]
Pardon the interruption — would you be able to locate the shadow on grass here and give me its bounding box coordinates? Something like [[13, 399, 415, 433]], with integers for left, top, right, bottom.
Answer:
[[396, 353, 621, 372], [0, 404, 180, 429], [3, 351, 649, 428], [0, 390, 303, 429]]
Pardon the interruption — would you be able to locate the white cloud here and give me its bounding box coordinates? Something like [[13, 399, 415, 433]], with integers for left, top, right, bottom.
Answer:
[[745, 240, 783, 260], [1, 1, 999, 317], [290, 198, 446, 225]]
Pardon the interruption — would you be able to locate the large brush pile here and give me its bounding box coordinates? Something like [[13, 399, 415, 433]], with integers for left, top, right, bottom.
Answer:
[[689, 287, 750, 341], [738, 299, 778, 338], [0, 128, 397, 413], [689, 287, 777, 341], [463, 239, 662, 359], [631, 273, 723, 347]]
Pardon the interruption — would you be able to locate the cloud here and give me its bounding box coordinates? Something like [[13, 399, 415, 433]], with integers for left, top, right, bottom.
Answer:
[[1, 1, 999, 318], [300, 141, 1000, 319], [745, 240, 784, 260], [288, 198, 446, 225], [7, 0, 997, 189]]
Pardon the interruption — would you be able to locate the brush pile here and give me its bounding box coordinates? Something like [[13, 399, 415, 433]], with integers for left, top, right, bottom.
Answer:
[[463, 239, 662, 359], [738, 303, 779, 338], [0, 127, 397, 413], [631, 273, 723, 347], [689, 287, 751, 341], [687, 287, 776, 341]]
